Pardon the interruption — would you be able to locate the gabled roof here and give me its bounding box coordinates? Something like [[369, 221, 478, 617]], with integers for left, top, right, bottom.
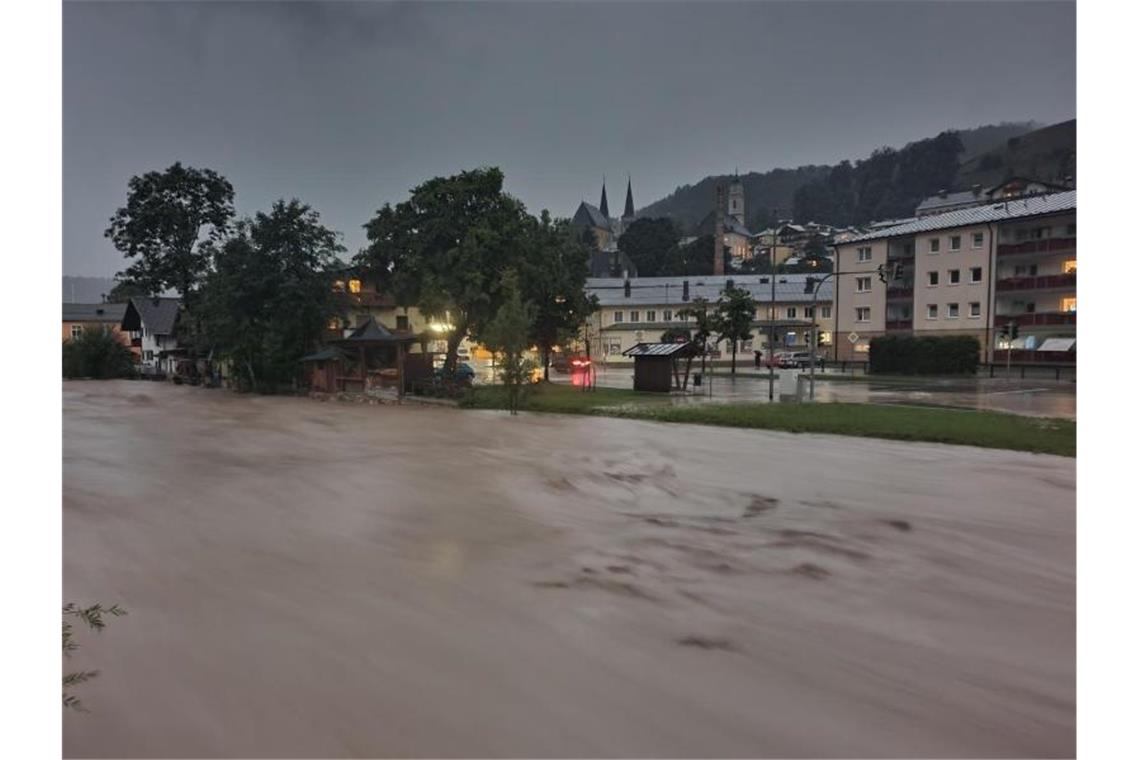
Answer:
[[915, 189, 985, 214], [62, 302, 126, 323], [572, 202, 613, 231], [622, 341, 698, 358], [122, 297, 181, 335], [845, 190, 1076, 244], [337, 316, 418, 344], [299, 347, 347, 363]]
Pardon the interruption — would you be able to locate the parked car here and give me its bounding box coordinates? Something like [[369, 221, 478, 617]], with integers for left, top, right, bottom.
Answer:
[[435, 362, 476, 382], [778, 351, 825, 369]]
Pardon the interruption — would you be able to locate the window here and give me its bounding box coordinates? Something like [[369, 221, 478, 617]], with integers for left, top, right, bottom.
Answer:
[[1063, 260, 1077, 274], [396, 315, 409, 330], [70, 324, 83, 339], [645, 310, 656, 322], [629, 310, 639, 322], [970, 267, 983, 283], [948, 269, 960, 285], [327, 318, 340, 330], [804, 306, 815, 318], [144, 350, 154, 361], [926, 304, 938, 320], [927, 271, 939, 286], [1014, 264, 1038, 277], [969, 302, 981, 318], [947, 303, 959, 319], [607, 340, 621, 354], [613, 311, 623, 323], [347, 279, 362, 294], [972, 232, 984, 249], [949, 235, 962, 251], [785, 307, 796, 319], [332, 280, 346, 292], [1061, 297, 1077, 313], [857, 247, 872, 262], [855, 307, 870, 322], [1065, 223, 1077, 236], [904, 243, 914, 255], [929, 238, 941, 253], [856, 276, 871, 293], [663, 309, 672, 322], [820, 306, 832, 319]]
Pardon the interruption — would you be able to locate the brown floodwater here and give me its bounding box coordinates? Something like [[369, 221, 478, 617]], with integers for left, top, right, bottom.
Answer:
[[63, 380, 1075, 758]]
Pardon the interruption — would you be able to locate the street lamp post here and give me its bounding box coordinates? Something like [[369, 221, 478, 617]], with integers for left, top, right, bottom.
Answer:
[[805, 273, 835, 401]]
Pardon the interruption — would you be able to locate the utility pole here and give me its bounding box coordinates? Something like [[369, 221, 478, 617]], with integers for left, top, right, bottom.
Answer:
[[769, 257, 777, 401]]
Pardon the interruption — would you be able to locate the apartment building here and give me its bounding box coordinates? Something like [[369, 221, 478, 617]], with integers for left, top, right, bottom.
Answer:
[[583, 274, 835, 363], [833, 191, 1076, 362]]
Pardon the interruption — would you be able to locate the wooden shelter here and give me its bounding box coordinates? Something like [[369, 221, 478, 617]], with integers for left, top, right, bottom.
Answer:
[[332, 317, 429, 398], [298, 347, 347, 393], [622, 342, 700, 393]]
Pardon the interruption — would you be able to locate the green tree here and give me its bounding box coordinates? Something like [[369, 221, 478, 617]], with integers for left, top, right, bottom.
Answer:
[[104, 277, 153, 303], [617, 217, 682, 276], [199, 199, 345, 392], [62, 327, 136, 379], [713, 283, 757, 375], [521, 212, 597, 380], [105, 162, 235, 304], [357, 168, 534, 374], [482, 270, 536, 414], [679, 296, 716, 377], [63, 603, 126, 711]]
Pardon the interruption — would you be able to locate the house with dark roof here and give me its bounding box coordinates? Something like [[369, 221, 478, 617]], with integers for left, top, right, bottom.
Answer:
[[62, 302, 130, 346], [915, 177, 1071, 218], [120, 297, 183, 373]]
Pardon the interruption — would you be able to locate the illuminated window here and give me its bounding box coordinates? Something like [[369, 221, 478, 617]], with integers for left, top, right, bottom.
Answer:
[[1061, 297, 1076, 313], [1063, 260, 1077, 274], [328, 318, 340, 330], [332, 280, 345, 292], [854, 340, 870, 354], [348, 279, 362, 294]]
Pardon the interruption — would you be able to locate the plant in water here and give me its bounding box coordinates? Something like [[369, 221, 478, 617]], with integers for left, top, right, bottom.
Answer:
[[63, 602, 126, 711]]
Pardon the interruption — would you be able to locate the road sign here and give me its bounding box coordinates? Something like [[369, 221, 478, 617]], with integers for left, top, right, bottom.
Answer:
[[847, 332, 860, 344]]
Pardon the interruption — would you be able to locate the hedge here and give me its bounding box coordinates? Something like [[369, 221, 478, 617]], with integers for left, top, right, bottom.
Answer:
[[868, 334, 980, 375]]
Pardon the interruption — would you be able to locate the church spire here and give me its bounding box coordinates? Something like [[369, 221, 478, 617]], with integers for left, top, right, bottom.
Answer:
[[599, 177, 609, 218], [623, 175, 634, 220]]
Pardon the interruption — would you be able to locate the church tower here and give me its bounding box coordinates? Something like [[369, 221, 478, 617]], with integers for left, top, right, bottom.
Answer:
[[727, 174, 745, 225], [622, 176, 635, 222], [599, 179, 610, 218]]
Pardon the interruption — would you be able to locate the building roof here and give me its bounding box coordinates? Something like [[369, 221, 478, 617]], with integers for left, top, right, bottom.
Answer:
[[914, 189, 986, 215], [62, 302, 127, 323], [586, 274, 834, 306], [723, 218, 752, 237], [572, 201, 613, 231], [299, 347, 347, 363], [845, 190, 1076, 244], [622, 342, 698, 358], [337, 316, 418, 344], [123, 297, 182, 335]]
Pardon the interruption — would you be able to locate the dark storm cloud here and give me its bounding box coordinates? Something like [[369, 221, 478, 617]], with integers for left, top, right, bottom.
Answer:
[[64, 1, 1075, 276]]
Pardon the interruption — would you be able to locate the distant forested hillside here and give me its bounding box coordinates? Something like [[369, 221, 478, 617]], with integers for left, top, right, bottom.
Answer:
[[637, 120, 1070, 231]]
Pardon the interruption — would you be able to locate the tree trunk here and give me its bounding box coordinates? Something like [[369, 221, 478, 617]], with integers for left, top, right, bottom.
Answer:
[[443, 322, 466, 375], [542, 345, 550, 382], [731, 341, 737, 375]]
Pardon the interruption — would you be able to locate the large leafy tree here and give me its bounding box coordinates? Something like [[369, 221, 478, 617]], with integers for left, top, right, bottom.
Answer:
[[713, 283, 757, 375], [520, 212, 596, 380], [617, 217, 682, 276], [356, 168, 535, 373], [105, 162, 235, 303], [199, 199, 345, 392]]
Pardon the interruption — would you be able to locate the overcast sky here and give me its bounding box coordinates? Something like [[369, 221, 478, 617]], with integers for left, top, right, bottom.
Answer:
[[64, 0, 1075, 276]]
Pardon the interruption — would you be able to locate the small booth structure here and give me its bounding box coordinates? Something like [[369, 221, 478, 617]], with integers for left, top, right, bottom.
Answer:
[[622, 341, 699, 393], [300, 318, 433, 398]]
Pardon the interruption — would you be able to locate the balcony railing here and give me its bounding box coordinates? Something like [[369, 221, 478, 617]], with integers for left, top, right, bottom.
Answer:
[[885, 319, 913, 330], [996, 237, 1076, 256], [998, 311, 1077, 327], [886, 287, 913, 300], [995, 273, 1076, 292]]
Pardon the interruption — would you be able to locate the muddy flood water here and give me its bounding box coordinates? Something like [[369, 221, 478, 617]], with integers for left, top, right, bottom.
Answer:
[[63, 380, 1075, 758]]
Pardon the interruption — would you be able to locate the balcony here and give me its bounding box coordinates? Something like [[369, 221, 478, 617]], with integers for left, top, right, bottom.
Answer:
[[346, 291, 395, 308], [886, 287, 913, 300], [885, 319, 913, 330], [995, 273, 1076, 292], [996, 237, 1076, 256], [999, 311, 1077, 327]]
